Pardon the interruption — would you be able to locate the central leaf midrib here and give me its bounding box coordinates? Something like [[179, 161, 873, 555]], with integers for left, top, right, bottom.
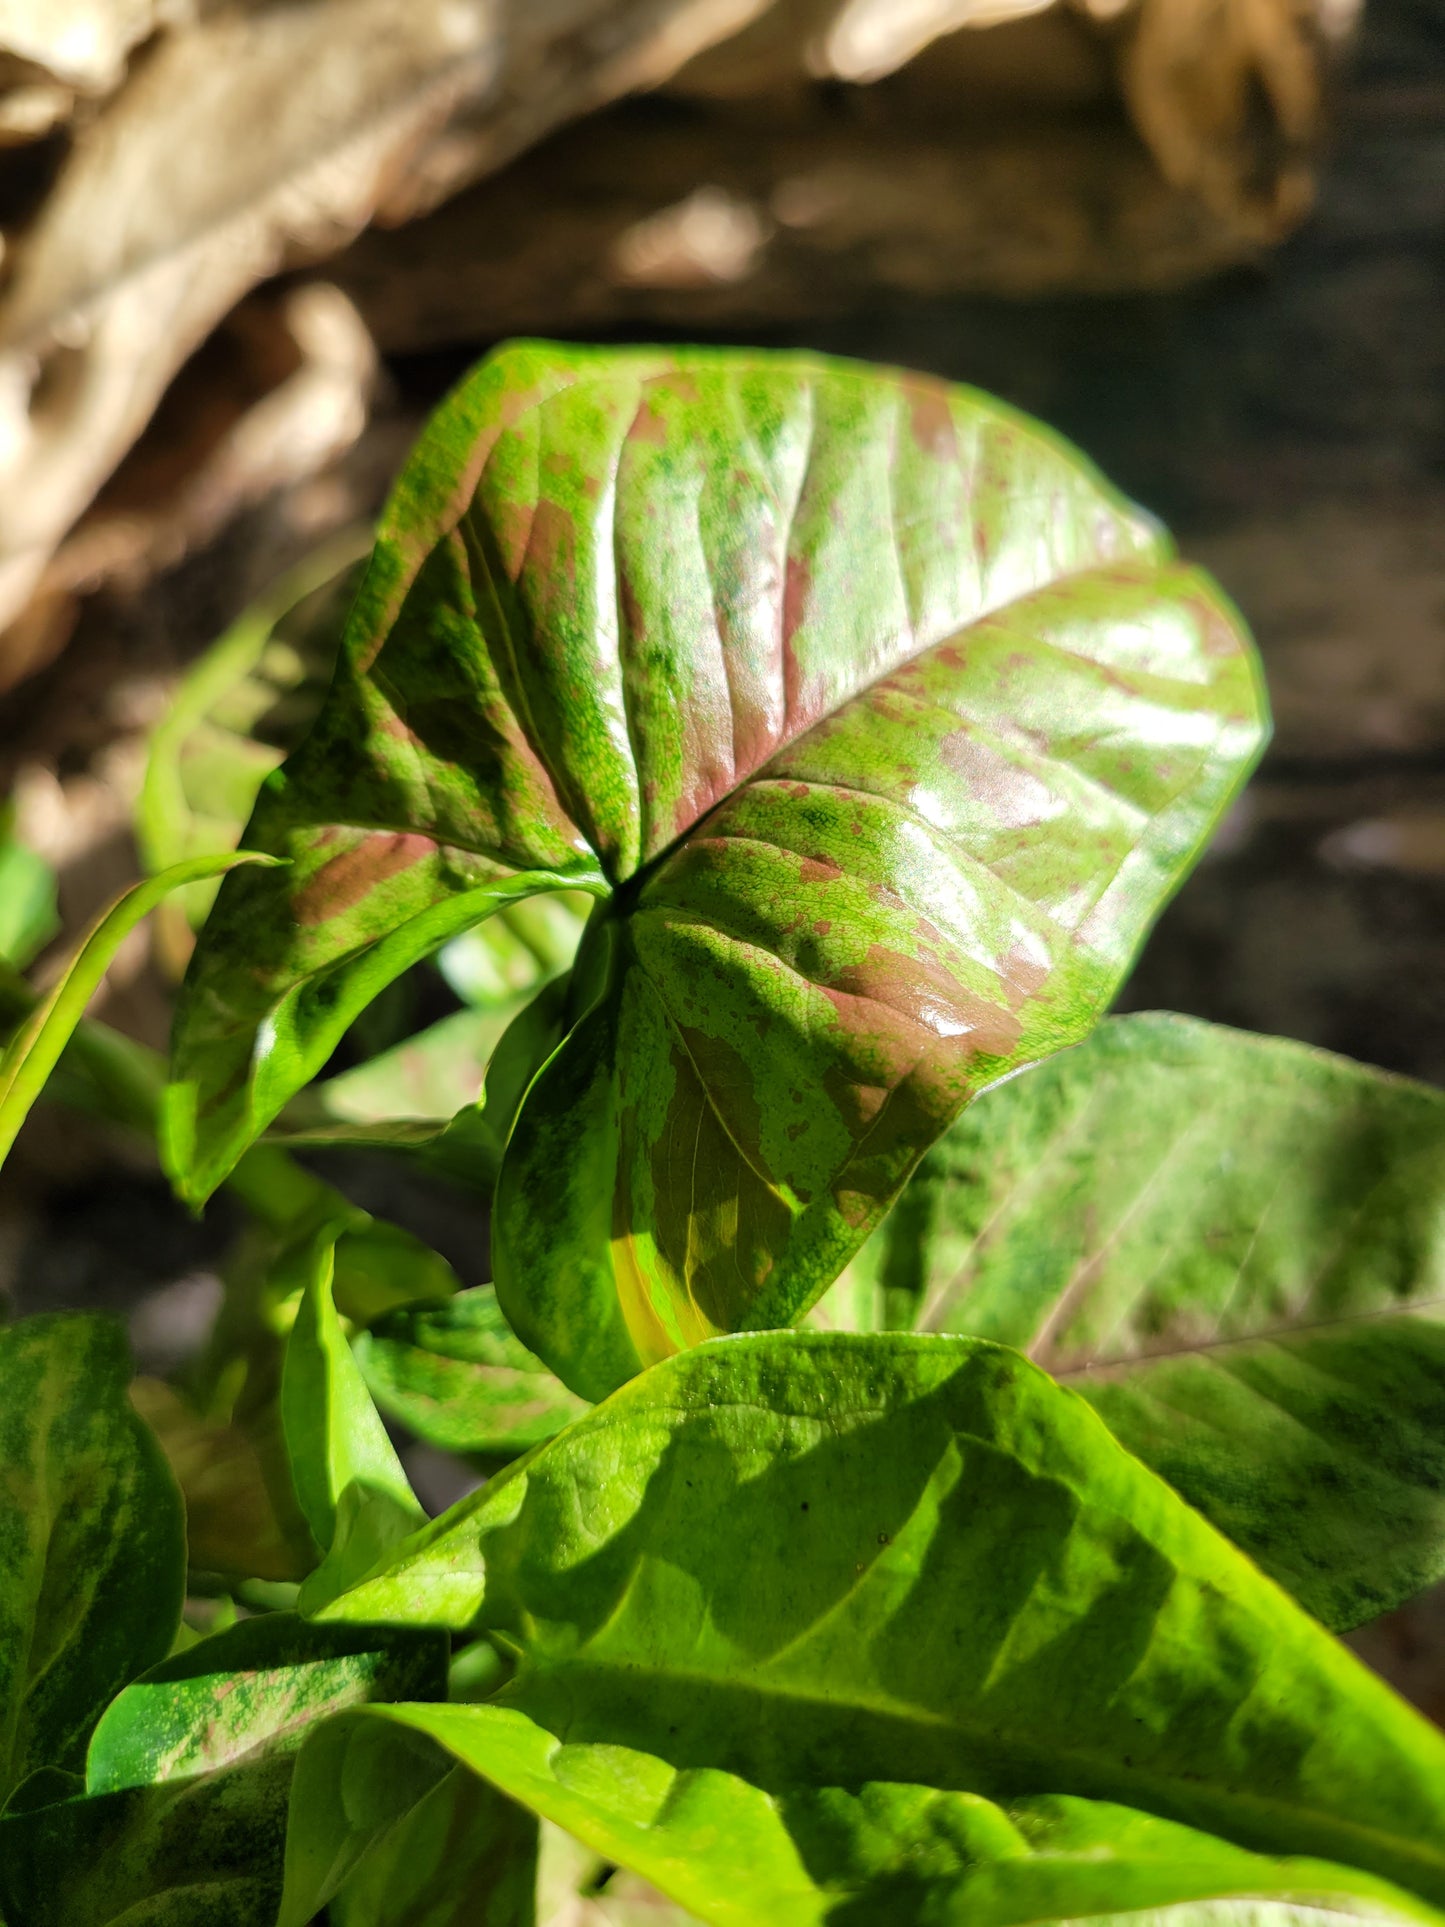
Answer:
[[1057, 1293, 1445, 1380], [611, 550, 1166, 896]]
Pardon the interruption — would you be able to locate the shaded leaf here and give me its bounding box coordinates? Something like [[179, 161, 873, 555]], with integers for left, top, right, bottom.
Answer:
[[355, 1286, 589, 1459], [318, 1333, 1445, 1903], [850, 1011, 1445, 1632], [0, 849, 276, 1170], [281, 1235, 427, 1607], [282, 1718, 529, 1927], [129, 1377, 312, 1584], [0, 1314, 184, 1804], [0, 1614, 446, 1927], [171, 343, 1266, 1401], [353, 1703, 1445, 1927], [0, 1758, 293, 1927]]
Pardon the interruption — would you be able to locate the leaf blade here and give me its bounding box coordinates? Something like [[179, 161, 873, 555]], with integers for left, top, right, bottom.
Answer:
[[351, 1703, 1445, 1927], [855, 1012, 1445, 1629], [280, 1234, 427, 1607], [317, 1331, 1445, 1904], [170, 344, 1266, 1381], [354, 1286, 588, 1459], [0, 1314, 185, 1804]]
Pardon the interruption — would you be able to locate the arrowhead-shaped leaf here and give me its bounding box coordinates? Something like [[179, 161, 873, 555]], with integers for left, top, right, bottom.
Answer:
[[317, 1332, 1445, 1906], [168, 343, 1266, 1396], [0, 1314, 184, 1804], [344, 1704, 1445, 1927], [848, 1012, 1445, 1632]]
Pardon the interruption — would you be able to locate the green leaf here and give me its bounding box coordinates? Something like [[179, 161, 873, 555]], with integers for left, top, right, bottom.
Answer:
[[0, 1615, 447, 1927], [318, 1333, 1445, 1904], [0, 850, 277, 1170], [329, 1767, 537, 1927], [280, 1234, 427, 1606], [850, 1011, 1445, 1632], [355, 1286, 589, 1459], [165, 866, 601, 1203], [86, 1613, 447, 1793], [169, 343, 1266, 1397], [282, 1717, 531, 1927], [0, 1314, 184, 1803], [346, 1704, 1445, 1927], [0, 1760, 294, 1926], [0, 808, 58, 968]]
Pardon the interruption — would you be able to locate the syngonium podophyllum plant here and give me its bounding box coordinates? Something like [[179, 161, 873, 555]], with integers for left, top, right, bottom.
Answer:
[[4, 343, 1445, 1927]]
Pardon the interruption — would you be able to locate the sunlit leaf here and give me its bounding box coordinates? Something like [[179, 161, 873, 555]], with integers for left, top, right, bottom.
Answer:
[[351, 1703, 1445, 1927], [317, 1332, 1445, 1904], [86, 1613, 446, 1792], [170, 343, 1266, 1399], [281, 1716, 528, 1927], [848, 1012, 1445, 1632], [0, 1615, 446, 1927]]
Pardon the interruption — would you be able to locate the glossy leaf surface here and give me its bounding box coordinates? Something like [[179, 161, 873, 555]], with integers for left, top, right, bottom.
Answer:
[[0, 1314, 184, 1803], [319, 1332, 1445, 1902], [169, 342, 1266, 1397], [359, 1703, 1445, 1927], [355, 1286, 588, 1459], [850, 1012, 1445, 1630], [86, 1613, 447, 1792], [281, 1236, 427, 1607]]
